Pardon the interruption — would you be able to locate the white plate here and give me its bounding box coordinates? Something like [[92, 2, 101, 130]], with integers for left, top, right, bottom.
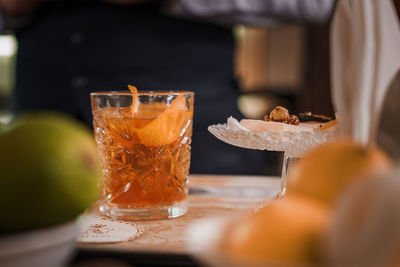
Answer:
[[0, 222, 77, 267]]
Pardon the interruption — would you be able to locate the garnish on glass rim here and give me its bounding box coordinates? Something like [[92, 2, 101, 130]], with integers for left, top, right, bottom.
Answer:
[[127, 84, 138, 94], [128, 84, 138, 114]]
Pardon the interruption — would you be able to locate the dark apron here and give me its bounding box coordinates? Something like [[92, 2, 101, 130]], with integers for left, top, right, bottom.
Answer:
[[13, 1, 274, 175]]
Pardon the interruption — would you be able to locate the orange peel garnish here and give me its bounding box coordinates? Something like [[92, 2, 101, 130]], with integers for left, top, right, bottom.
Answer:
[[128, 85, 138, 114], [128, 85, 138, 94], [125, 85, 192, 146], [135, 94, 192, 146]]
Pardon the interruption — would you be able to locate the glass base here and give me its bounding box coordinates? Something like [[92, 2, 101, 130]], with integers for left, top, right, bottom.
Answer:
[[99, 202, 187, 220]]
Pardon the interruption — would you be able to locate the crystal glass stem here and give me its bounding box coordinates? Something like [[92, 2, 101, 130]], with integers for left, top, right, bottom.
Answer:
[[280, 152, 299, 197]]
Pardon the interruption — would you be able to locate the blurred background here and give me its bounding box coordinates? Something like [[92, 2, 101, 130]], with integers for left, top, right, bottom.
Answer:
[[0, 16, 334, 176], [235, 23, 333, 119], [0, 23, 334, 121], [0, 34, 16, 124]]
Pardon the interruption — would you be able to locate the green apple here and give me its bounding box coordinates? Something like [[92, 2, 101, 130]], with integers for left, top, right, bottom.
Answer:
[[0, 112, 101, 233]]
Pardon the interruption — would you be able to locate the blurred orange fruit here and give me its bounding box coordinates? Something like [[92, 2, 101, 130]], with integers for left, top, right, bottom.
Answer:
[[287, 139, 392, 207], [325, 170, 400, 266], [222, 195, 330, 266]]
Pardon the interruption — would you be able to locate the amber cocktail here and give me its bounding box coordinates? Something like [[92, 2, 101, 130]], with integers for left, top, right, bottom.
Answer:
[[90, 91, 194, 219]]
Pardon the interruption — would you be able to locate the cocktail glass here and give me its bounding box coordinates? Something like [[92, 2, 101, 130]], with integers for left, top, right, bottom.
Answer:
[[90, 91, 194, 220], [208, 119, 336, 198]]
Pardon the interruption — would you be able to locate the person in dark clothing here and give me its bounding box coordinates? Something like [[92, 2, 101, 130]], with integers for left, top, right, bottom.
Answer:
[[0, 0, 334, 175]]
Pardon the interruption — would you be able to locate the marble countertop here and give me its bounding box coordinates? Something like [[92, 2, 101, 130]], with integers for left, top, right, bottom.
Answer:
[[78, 174, 280, 255]]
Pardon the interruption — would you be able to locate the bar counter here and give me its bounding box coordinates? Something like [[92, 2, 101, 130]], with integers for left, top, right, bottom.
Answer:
[[74, 174, 281, 266]]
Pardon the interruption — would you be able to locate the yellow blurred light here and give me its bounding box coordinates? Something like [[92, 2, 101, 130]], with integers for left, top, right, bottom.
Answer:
[[0, 35, 17, 57]]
